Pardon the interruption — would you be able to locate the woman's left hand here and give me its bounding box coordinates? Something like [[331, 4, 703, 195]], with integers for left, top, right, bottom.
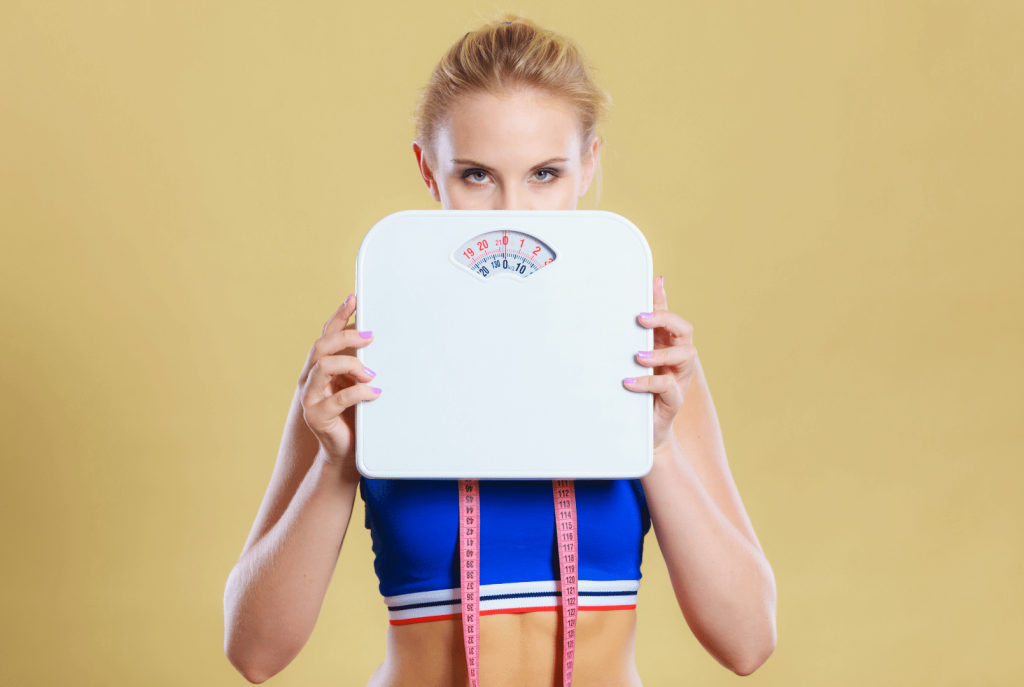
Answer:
[[623, 275, 698, 454]]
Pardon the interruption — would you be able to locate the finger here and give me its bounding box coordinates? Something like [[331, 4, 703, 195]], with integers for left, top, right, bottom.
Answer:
[[303, 354, 377, 404], [304, 383, 382, 432], [311, 327, 375, 360], [621, 373, 683, 407], [322, 293, 357, 337], [653, 275, 667, 311], [636, 309, 693, 345], [319, 353, 377, 383], [299, 326, 375, 388], [634, 343, 697, 369]]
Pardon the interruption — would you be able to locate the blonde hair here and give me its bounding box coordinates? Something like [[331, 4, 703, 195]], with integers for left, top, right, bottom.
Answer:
[[414, 14, 611, 202]]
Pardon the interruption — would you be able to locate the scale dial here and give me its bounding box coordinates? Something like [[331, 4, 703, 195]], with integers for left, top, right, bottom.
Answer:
[[455, 230, 556, 279]]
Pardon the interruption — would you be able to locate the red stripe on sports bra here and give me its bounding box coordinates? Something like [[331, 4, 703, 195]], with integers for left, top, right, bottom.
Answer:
[[480, 605, 558, 615], [388, 604, 636, 626], [578, 604, 636, 612], [390, 613, 460, 625]]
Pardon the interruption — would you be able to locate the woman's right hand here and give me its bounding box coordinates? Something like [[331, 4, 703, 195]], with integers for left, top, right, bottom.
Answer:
[[298, 293, 380, 467]]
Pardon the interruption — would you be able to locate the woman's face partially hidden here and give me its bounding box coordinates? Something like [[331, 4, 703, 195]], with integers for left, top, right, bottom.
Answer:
[[413, 89, 599, 210]]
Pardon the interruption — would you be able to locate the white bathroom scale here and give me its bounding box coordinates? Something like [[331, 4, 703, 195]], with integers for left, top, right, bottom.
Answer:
[[354, 210, 653, 480]]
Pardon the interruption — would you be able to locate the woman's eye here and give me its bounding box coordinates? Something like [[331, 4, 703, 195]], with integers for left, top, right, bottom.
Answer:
[[533, 169, 558, 182], [462, 169, 490, 184]]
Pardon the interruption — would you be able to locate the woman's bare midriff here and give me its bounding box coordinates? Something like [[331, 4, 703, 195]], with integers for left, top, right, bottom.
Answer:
[[366, 609, 643, 687]]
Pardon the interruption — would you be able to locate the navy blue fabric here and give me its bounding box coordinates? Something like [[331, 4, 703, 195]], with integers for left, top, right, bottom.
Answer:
[[360, 478, 652, 598]]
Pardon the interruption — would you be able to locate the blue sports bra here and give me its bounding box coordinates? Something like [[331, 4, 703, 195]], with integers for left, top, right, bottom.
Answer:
[[360, 477, 652, 625]]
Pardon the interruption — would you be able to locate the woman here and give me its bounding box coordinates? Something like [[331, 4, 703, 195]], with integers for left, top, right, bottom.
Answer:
[[223, 16, 777, 686]]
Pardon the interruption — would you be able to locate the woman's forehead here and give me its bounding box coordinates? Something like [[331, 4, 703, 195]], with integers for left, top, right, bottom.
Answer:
[[437, 90, 581, 166]]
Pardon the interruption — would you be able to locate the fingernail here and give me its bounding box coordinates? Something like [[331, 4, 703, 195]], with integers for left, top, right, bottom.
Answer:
[[359, 330, 373, 339], [364, 367, 376, 378], [370, 387, 382, 394], [658, 276, 664, 287], [637, 351, 653, 358], [639, 312, 653, 318], [343, 293, 352, 306], [623, 377, 637, 384]]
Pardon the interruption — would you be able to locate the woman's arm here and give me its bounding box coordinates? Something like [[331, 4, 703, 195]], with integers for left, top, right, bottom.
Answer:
[[223, 387, 358, 683], [641, 358, 777, 676], [627, 277, 776, 675], [223, 296, 378, 683]]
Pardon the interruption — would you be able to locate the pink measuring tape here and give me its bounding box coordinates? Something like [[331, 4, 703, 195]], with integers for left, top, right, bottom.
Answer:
[[459, 479, 579, 687]]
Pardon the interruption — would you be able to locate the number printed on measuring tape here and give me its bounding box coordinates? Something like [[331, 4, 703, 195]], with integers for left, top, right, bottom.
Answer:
[[553, 479, 579, 687], [459, 480, 481, 687], [458, 479, 580, 687]]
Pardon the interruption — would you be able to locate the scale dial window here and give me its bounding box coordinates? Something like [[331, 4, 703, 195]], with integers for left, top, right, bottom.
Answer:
[[454, 230, 555, 279]]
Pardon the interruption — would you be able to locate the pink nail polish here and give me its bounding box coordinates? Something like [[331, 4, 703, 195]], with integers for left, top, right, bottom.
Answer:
[[359, 330, 373, 339], [623, 377, 637, 384], [370, 387, 382, 394], [364, 367, 376, 377], [343, 293, 353, 306], [639, 312, 653, 318], [637, 351, 653, 358]]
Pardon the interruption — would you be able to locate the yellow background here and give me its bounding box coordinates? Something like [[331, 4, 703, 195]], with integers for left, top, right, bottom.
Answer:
[[2, 1, 1021, 685]]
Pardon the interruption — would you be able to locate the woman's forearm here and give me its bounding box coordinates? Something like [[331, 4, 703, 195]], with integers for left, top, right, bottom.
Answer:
[[223, 451, 359, 683], [641, 438, 777, 675]]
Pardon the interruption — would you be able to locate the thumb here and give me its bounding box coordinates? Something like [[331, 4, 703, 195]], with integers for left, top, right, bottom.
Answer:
[[653, 275, 667, 311]]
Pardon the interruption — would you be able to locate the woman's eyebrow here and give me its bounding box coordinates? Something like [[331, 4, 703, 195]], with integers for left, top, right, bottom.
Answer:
[[532, 157, 569, 167], [451, 157, 570, 169], [451, 158, 494, 169]]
